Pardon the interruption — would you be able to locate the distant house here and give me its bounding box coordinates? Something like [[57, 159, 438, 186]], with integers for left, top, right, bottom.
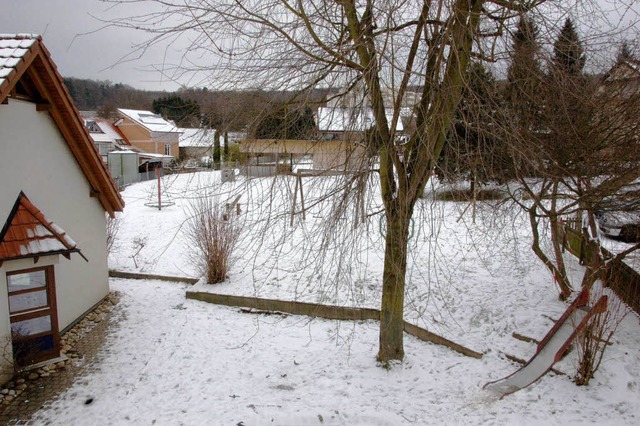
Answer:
[[114, 109, 180, 160], [179, 128, 218, 161], [80, 112, 129, 163], [179, 128, 246, 162], [600, 58, 640, 97], [240, 105, 404, 172], [0, 34, 124, 380], [316, 106, 404, 141]]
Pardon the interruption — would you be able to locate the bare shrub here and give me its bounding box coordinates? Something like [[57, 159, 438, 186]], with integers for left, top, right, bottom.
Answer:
[[131, 236, 147, 269], [575, 285, 630, 386], [185, 196, 240, 284], [106, 213, 121, 256]]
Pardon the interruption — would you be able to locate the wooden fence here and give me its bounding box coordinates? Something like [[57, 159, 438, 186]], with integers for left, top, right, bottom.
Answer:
[[561, 225, 640, 315]]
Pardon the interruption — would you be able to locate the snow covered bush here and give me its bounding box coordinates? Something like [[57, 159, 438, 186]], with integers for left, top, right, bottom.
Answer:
[[185, 196, 240, 284]]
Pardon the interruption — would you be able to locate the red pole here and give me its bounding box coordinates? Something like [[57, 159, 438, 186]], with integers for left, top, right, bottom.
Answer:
[[157, 165, 162, 211]]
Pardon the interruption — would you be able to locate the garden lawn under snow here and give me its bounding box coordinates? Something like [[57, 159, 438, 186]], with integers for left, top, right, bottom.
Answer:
[[36, 170, 640, 424]]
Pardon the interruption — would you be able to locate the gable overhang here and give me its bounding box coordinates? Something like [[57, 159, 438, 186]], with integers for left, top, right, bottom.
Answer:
[[0, 36, 124, 217], [0, 192, 86, 267]]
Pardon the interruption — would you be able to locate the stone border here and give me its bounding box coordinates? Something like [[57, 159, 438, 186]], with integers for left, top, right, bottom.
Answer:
[[109, 270, 482, 358], [109, 270, 199, 284], [186, 290, 482, 359]]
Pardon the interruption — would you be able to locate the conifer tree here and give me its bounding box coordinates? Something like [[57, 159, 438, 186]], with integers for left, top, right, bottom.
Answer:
[[441, 62, 509, 188], [552, 18, 585, 76], [503, 16, 544, 179], [616, 41, 634, 64]]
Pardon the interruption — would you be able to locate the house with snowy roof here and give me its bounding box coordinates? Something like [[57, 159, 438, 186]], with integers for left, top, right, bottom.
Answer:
[[179, 127, 218, 161], [0, 34, 124, 380], [240, 105, 404, 172], [114, 108, 180, 160], [601, 58, 640, 94], [80, 111, 129, 163]]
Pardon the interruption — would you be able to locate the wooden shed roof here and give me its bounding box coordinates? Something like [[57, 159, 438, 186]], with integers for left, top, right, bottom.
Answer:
[[0, 192, 83, 264]]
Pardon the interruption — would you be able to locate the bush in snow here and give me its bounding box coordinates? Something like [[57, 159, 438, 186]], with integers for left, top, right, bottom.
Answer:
[[106, 213, 121, 256], [185, 196, 240, 284], [575, 285, 629, 386]]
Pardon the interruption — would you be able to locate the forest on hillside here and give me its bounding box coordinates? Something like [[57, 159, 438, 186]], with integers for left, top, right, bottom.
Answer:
[[63, 77, 328, 134]]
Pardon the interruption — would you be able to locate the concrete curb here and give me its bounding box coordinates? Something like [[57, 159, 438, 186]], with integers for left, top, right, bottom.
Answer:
[[108, 270, 482, 359], [186, 290, 483, 359], [108, 270, 199, 284]]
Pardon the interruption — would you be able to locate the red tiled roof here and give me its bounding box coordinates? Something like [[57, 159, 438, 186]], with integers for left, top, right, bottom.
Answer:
[[0, 192, 82, 263], [0, 34, 124, 216]]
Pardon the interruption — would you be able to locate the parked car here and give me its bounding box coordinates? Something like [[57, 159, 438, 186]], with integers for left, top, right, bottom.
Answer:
[[595, 182, 640, 243], [597, 209, 640, 243]]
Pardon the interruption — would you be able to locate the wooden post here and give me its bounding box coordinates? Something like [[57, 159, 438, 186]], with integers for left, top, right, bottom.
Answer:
[[298, 170, 305, 221], [290, 174, 299, 226], [157, 166, 162, 211]]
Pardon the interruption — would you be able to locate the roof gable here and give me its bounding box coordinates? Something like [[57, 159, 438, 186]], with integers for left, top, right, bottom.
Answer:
[[0, 34, 124, 216], [0, 192, 84, 264], [117, 108, 180, 133]]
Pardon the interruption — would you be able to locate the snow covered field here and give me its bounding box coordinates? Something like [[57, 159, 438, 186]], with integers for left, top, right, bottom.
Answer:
[[35, 170, 640, 424]]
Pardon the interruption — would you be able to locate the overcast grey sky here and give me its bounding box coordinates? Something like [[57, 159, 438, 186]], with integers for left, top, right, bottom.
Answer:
[[2, 1, 639, 92], [0, 0, 185, 91]]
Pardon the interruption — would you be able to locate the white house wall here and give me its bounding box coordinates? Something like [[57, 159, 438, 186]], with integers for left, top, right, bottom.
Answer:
[[0, 99, 110, 333]]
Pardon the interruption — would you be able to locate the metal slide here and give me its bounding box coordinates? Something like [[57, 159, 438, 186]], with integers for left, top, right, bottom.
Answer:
[[484, 289, 607, 398]]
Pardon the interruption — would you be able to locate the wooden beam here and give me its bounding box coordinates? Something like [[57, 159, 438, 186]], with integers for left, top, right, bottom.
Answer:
[[36, 102, 51, 111]]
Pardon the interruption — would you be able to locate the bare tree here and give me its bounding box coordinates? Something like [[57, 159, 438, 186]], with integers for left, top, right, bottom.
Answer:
[[104, 0, 635, 365]]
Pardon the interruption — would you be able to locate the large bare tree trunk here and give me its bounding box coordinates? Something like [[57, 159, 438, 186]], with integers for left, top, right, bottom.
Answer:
[[378, 204, 411, 362]]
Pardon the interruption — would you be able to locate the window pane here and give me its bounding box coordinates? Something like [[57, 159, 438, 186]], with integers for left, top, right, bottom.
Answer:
[[7, 270, 46, 292], [9, 290, 48, 313], [11, 316, 52, 337]]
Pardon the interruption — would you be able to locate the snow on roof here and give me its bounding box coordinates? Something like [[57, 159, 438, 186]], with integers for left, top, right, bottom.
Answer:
[[0, 34, 38, 86], [118, 108, 180, 133], [138, 152, 173, 160], [179, 128, 220, 148], [0, 192, 80, 262], [84, 118, 126, 144], [110, 150, 138, 154], [317, 107, 403, 133]]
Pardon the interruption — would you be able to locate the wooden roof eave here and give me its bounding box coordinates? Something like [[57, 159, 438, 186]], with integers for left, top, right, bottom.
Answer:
[[0, 192, 89, 265], [0, 248, 84, 268], [21, 43, 124, 216], [0, 44, 38, 104], [36, 42, 124, 214]]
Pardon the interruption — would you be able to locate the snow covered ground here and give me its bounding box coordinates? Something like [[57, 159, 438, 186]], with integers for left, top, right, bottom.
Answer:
[[35, 170, 640, 424]]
